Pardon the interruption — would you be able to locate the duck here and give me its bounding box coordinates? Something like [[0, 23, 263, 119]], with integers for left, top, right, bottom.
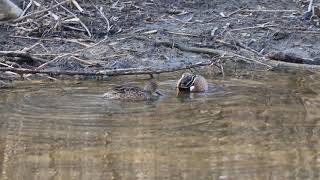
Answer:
[[103, 81, 162, 101], [176, 72, 208, 92]]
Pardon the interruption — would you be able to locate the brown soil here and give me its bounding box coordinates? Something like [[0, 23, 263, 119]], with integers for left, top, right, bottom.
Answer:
[[1, 0, 320, 81]]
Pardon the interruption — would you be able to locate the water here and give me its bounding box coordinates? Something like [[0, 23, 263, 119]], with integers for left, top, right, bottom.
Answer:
[[1, 71, 320, 180]]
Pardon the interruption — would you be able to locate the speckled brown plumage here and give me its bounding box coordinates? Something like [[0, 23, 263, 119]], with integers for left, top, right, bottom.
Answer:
[[103, 81, 161, 101]]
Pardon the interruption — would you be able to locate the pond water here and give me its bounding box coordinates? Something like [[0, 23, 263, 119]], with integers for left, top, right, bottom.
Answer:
[[1, 70, 320, 180]]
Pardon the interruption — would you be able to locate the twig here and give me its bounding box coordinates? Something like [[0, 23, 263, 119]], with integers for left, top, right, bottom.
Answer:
[[13, 0, 69, 22], [0, 62, 13, 68], [233, 39, 262, 55], [229, 24, 276, 32], [55, 0, 92, 37], [89, 0, 111, 33], [227, 7, 246, 17], [21, 0, 34, 17], [21, 42, 40, 52], [70, 56, 99, 66], [167, 31, 198, 37], [71, 0, 84, 12], [241, 9, 298, 12], [142, 30, 158, 34]]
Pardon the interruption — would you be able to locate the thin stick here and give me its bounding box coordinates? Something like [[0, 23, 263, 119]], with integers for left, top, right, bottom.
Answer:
[[227, 7, 246, 17], [241, 9, 298, 12], [229, 24, 276, 32], [89, 0, 111, 33], [21, 0, 33, 17], [56, 0, 92, 37], [0, 62, 13, 68], [13, 0, 69, 22], [70, 56, 98, 66], [167, 31, 198, 37]]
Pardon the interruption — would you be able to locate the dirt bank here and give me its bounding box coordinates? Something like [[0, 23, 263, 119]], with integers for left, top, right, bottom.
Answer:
[[0, 0, 320, 83]]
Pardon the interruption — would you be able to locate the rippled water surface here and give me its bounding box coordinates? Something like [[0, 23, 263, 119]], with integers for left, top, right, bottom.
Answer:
[[1, 71, 320, 180]]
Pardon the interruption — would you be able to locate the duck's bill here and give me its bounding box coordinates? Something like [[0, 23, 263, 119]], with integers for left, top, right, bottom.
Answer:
[[155, 90, 164, 96], [177, 87, 190, 91]]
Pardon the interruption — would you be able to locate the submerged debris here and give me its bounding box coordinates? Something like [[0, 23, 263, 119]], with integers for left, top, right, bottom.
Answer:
[[0, 80, 14, 89]]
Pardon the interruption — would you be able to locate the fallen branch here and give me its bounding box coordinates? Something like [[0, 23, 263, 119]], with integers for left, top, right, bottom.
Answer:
[[0, 50, 47, 63], [0, 61, 213, 77], [265, 51, 318, 65], [266, 59, 320, 71]]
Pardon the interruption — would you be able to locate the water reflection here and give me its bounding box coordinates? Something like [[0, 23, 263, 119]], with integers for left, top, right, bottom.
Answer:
[[0, 71, 320, 179]]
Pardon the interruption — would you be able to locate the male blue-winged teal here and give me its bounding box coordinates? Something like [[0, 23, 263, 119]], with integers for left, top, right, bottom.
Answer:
[[103, 81, 162, 101], [176, 72, 208, 92]]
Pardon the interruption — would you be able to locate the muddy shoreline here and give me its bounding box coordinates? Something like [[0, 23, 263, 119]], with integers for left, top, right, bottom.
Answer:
[[1, 0, 320, 85]]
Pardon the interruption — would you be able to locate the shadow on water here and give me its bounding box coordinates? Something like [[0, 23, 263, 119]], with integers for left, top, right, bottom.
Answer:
[[1, 71, 320, 179]]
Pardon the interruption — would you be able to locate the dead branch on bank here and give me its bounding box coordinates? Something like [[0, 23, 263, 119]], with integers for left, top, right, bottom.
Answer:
[[265, 51, 318, 65], [266, 59, 320, 71], [0, 50, 47, 63], [0, 61, 213, 77]]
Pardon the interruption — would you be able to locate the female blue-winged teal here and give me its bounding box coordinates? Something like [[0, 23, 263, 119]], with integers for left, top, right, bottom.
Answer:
[[103, 81, 162, 101], [176, 72, 208, 92]]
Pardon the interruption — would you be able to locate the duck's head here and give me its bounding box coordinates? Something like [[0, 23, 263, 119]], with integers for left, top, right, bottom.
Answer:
[[144, 81, 163, 95], [177, 73, 208, 92], [177, 73, 196, 91]]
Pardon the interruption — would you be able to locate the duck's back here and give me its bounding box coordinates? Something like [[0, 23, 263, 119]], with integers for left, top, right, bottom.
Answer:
[[103, 85, 151, 100]]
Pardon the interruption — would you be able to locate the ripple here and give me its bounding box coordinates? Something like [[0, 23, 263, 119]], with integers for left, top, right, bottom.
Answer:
[[1, 72, 320, 180]]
